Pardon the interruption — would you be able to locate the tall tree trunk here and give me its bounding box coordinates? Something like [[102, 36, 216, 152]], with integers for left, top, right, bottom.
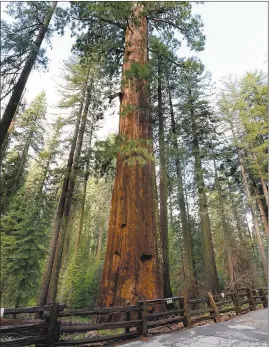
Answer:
[[212, 155, 235, 286], [252, 152, 268, 206], [47, 83, 92, 303], [190, 105, 219, 293], [96, 218, 105, 261], [99, 2, 163, 307], [167, 79, 196, 297], [158, 58, 171, 297], [230, 119, 268, 281], [227, 183, 244, 241], [238, 153, 268, 281], [246, 221, 256, 255], [75, 123, 94, 253], [38, 93, 85, 306], [0, 2, 57, 148], [152, 155, 164, 294], [252, 184, 268, 235]]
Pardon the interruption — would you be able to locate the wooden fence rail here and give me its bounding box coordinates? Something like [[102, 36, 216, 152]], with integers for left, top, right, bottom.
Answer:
[[1, 287, 267, 346]]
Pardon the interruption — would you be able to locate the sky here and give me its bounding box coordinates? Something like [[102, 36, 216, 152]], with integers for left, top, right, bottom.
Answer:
[[1, 1, 268, 140]]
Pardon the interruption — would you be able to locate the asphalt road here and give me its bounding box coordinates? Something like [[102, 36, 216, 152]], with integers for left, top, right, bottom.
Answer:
[[121, 308, 268, 347]]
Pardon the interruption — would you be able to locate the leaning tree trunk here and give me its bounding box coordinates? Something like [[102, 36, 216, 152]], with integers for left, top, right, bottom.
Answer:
[[75, 121, 94, 255], [158, 58, 172, 298], [167, 79, 196, 298], [47, 83, 92, 303], [38, 93, 85, 307], [99, 2, 163, 307], [0, 2, 57, 148], [191, 107, 220, 293]]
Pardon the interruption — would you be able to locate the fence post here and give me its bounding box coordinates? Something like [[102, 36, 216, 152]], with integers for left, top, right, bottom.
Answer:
[[125, 301, 130, 333], [47, 302, 59, 346], [208, 292, 221, 323], [142, 296, 148, 337], [259, 288, 268, 308], [233, 290, 242, 315], [247, 288, 256, 311], [183, 290, 192, 327], [137, 299, 142, 336]]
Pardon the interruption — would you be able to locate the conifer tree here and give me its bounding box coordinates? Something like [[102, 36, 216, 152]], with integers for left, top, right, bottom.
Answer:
[[0, 2, 57, 148]]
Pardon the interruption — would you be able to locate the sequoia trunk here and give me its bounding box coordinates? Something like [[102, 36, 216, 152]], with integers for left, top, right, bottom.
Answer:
[[99, 2, 163, 306]]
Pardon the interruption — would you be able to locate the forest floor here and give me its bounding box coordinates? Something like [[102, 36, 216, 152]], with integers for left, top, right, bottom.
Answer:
[[118, 308, 268, 347]]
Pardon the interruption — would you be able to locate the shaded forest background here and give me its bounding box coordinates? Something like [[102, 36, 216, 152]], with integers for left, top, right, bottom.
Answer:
[[0, 2, 268, 309]]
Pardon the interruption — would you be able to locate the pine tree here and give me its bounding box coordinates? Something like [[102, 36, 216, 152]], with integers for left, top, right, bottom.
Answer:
[[0, 2, 57, 148], [1, 92, 47, 214]]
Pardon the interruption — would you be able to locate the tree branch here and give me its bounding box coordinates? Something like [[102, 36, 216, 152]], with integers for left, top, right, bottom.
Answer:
[[72, 15, 127, 30], [148, 17, 187, 35], [149, 48, 185, 68], [108, 92, 123, 104]]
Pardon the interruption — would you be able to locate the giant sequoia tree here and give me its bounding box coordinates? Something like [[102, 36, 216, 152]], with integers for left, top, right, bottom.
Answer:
[[99, 3, 163, 306], [70, 1, 204, 305]]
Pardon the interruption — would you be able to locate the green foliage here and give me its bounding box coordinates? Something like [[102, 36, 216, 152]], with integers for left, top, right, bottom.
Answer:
[[93, 134, 118, 179], [121, 138, 156, 167], [218, 71, 268, 185], [71, 1, 205, 80], [1, 92, 47, 214], [123, 62, 152, 83], [1, 2, 57, 102], [1, 183, 49, 306], [1, 1, 267, 308]]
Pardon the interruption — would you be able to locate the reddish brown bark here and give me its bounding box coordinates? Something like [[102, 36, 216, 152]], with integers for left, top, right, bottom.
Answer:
[[99, 3, 163, 307]]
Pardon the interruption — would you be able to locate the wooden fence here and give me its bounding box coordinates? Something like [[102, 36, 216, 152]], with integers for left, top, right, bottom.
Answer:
[[1, 287, 267, 347]]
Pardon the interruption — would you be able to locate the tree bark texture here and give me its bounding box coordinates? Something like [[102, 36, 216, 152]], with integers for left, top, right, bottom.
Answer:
[[99, 3, 163, 307], [0, 2, 57, 148]]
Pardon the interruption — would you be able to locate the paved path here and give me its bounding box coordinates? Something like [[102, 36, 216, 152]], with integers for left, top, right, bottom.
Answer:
[[121, 308, 268, 347]]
